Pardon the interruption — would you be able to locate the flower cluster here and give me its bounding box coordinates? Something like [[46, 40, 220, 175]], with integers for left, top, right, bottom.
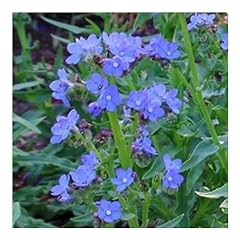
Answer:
[[132, 126, 157, 156], [162, 154, 184, 190], [145, 35, 181, 60], [49, 68, 73, 107], [51, 151, 99, 202], [126, 83, 182, 122], [66, 34, 103, 64], [50, 109, 79, 144], [187, 13, 216, 31], [86, 73, 122, 114]]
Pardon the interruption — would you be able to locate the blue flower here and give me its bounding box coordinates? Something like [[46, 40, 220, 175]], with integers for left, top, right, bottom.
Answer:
[[163, 154, 183, 171], [162, 169, 184, 190], [96, 199, 122, 223], [51, 174, 71, 203], [143, 101, 165, 122], [81, 151, 99, 169], [132, 127, 157, 156], [198, 13, 216, 25], [164, 89, 182, 114], [126, 90, 148, 111], [146, 36, 181, 60], [102, 32, 144, 63], [86, 73, 108, 95], [88, 101, 103, 117], [187, 13, 215, 30], [97, 85, 122, 112], [66, 34, 103, 65], [103, 56, 129, 77], [220, 32, 228, 50], [187, 14, 201, 30], [49, 68, 73, 107], [50, 109, 80, 144], [162, 154, 184, 190], [111, 168, 134, 192], [70, 165, 96, 187]]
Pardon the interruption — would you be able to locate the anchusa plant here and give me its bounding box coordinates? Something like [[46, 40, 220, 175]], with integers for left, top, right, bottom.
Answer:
[[46, 13, 228, 228]]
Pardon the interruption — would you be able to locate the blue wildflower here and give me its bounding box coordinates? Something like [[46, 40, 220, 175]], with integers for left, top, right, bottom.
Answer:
[[187, 13, 215, 30], [163, 154, 183, 171], [143, 101, 165, 122], [164, 89, 182, 114], [147, 83, 166, 103], [162, 169, 184, 190], [50, 109, 79, 144], [220, 32, 228, 50], [86, 73, 108, 95], [88, 101, 103, 117], [111, 168, 134, 192], [198, 13, 216, 25], [162, 154, 184, 190], [70, 165, 96, 187], [103, 56, 129, 77], [49, 68, 73, 107], [102, 32, 144, 63], [96, 199, 122, 223], [51, 174, 71, 203], [81, 151, 99, 169], [132, 127, 157, 156], [126, 90, 148, 111], [187, 14, 201, 30], [146, 36, 181, 60], [66, 34, 103, 65], [97, 85, 122, 112]]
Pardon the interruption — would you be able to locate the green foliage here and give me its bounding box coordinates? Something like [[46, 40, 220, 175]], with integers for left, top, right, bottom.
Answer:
[[13, 13, 228, 228]]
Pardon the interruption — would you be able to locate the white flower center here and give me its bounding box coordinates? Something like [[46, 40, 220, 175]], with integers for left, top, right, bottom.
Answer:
[[113, 62, 119, 68], [167, 51, 171, 56], [168, 176, 173, 181], [120, 51, 124, 56], [135, 100, 141, 106], [106, 95, 112, 101], [106, 210, 112, 216], [122, 177, 128, 183], [148, 107, 153, 113]]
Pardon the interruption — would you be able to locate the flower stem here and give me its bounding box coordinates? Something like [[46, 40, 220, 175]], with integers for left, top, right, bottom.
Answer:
[[141, 191, 151, 227], [178, 13, 227, 173], [107, 111, 132, 168]]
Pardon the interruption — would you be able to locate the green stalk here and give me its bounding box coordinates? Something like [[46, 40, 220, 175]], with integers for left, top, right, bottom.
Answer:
[[107, 111, 132, 168], [141, 191, 151, 227], [118, 195, 139, 228], [15, 20, 32, 72], [178, 14, 227, 172], [127, 112, 139, 151]]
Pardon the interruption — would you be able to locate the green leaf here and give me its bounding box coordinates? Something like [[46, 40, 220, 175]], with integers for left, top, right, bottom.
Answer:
[[13, 79, 44, 91], [13, 113, 42, 134], [15, 153, 76, 171], [157, 214, 184, 228], [142, 155, 164, 179], [181, 139, 219, 172], [13, 146, 29, 157], [185, 161, 204, 195], [195, 183, 228, 199], [70, 212, 93, 224], [133, 13, 152, 30], [13, 202, 21, 226], [121, 213, 136, 221], [51, 33, 70, 44], [41, 16, 93, 34]]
